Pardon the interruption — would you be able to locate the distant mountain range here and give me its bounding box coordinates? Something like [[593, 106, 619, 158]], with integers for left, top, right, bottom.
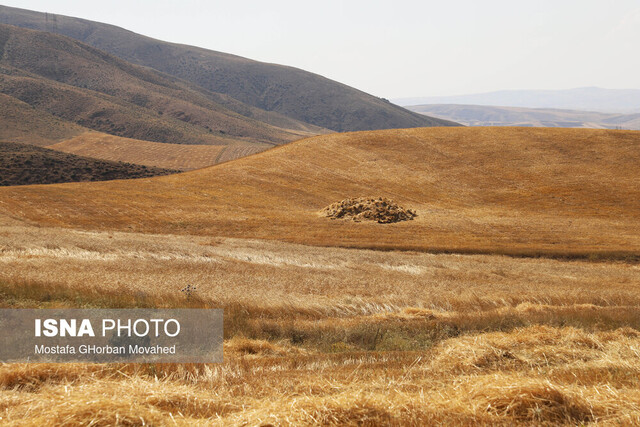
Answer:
[[394, 87, 640, 114], [407, 104, 640, 130]]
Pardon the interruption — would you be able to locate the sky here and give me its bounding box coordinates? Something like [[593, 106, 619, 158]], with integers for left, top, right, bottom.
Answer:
[[2, 0, 639, 98]]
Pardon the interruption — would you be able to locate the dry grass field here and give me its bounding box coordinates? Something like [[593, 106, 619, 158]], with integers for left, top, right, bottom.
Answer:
[[0, 220, 639, 425], [48, 132, 272, 170], [0, 126, 638, 425], [48, 132, 239, 170], [0, 127, 638, 257]]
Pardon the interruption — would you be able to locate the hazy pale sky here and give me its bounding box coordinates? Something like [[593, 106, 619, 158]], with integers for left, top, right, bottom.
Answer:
[[2, 0, 639, 98]]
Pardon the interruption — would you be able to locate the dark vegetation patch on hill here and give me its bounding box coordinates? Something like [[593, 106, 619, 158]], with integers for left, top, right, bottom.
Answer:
[[0, 141, 179, 186]]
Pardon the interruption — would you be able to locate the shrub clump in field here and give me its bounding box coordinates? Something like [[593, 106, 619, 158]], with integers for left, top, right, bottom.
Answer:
[[321, 197, 417, 224]]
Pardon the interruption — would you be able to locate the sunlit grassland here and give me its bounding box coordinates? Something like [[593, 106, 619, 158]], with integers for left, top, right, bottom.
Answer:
[[1, 127, 638, 256], [0, 223, 639, 425], [0, 127, 638, 424]]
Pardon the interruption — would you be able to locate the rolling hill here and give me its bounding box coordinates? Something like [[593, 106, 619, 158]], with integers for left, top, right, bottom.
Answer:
[[394, 87, 640, 113], [0, 4, 458, 132], [0, 141, 178, 186], [0, 127, 638, 257], [407, 104, 640, 130]]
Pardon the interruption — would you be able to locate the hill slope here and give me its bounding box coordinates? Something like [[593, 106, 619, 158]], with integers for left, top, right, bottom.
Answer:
[[47, 132, 265, 170], [394, 87, 640, 113], [0, 127, 638, 257], [0, 141, 178, 186], [0, 23, 325, 149], [407, 104, 640, 130], [0, 92, 247, 169], [0, 92, 88, 145], [0, 5, 458, 132]]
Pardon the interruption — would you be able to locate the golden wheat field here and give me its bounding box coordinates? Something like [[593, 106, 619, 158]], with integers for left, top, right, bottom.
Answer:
[[0, 127, 639, 425]]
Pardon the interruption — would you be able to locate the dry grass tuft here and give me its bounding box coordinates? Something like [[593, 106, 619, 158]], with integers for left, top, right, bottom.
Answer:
[[297, 397, 397, 426], [475, 380, 594, 423], [0, 363, 108, 391], [432, 325, 640, 372], [145, 393, 233, 419], [12, 391, 168, 427], [226, 337, 308, 357]]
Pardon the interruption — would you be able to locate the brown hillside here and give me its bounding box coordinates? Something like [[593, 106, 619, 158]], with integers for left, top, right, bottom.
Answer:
[[0, 5, 459, 132], [0, 127, 638, 256], [0, 92, 87, 145], [0, 24, 327, 147]]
